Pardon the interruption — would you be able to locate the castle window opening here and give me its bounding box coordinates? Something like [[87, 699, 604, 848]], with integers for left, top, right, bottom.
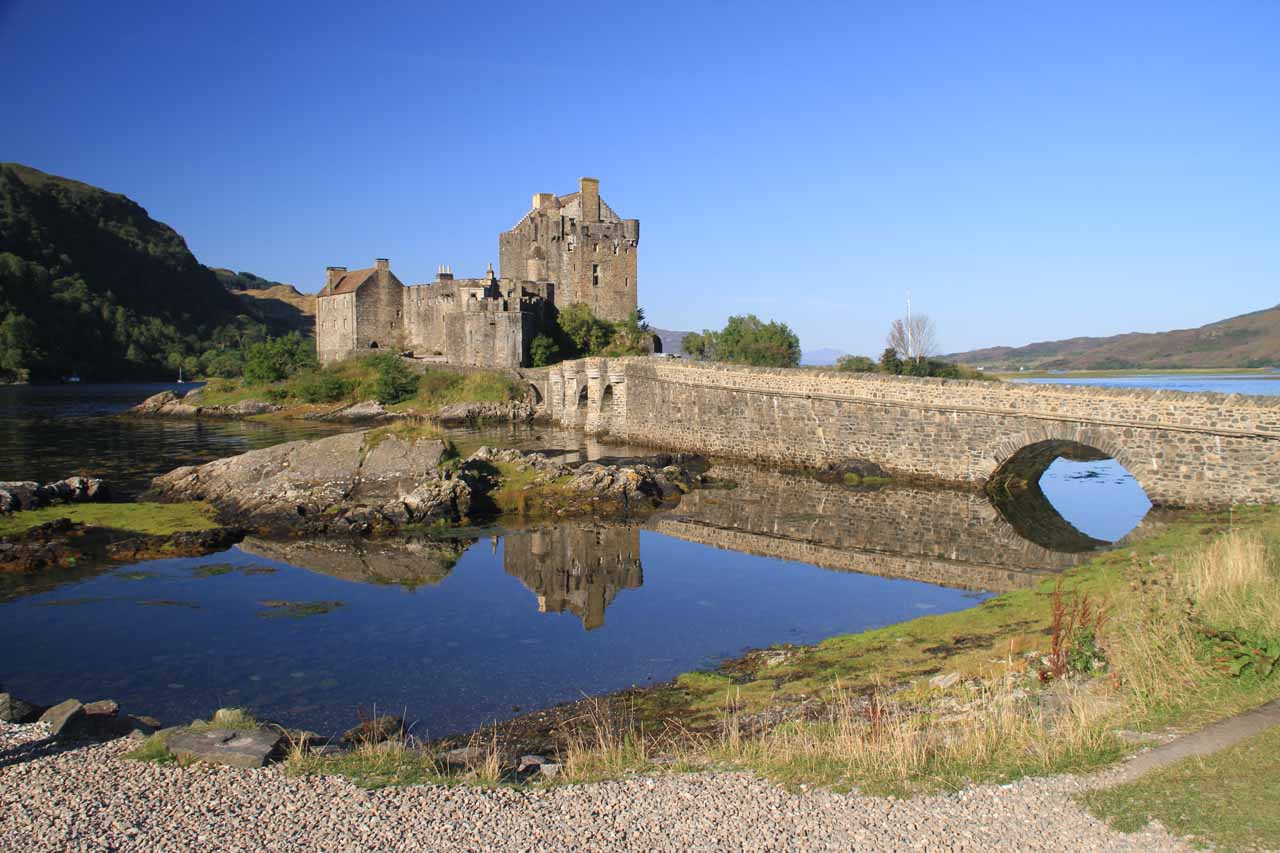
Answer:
[[369, 341, 379, 349], [592, 264, 600, 287]]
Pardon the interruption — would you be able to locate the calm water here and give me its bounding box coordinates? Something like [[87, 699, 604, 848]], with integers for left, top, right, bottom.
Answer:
[[1016, 373, 1280, 396], [0, 379, 1209, 735]]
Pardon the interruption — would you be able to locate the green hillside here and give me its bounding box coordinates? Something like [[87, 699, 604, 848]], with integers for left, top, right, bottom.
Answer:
[[949, 304, 1280, 371], [0, 163, 299, 381]]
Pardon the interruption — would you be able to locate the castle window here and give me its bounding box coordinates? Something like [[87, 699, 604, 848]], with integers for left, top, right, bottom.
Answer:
[[592, 264, 600, 288]]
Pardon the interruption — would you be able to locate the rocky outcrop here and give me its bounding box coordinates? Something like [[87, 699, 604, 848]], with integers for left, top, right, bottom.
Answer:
[[436, 399, 534, 424], [104, 527, 247, 562], [127, 389, 279, 418], [147, 430, 471, 534], [0, 476, 109, 513], [147, 431, 703, 534], [310, 400, 400, 422], [0, 518, 86, 571]]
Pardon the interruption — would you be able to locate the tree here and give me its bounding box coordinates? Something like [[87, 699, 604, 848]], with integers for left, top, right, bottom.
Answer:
[[887, 313, 938, 365], [713, 315, 801, 367], [529, 334, 559, 367], [603, 309, 651, 357], [879, 346, 903, 375], [557, 303, 614, 357], [682, 331, 715, 359], [0, 310, 43, 382], [242, 332, 316, 384], [835, 354, 877, 373]]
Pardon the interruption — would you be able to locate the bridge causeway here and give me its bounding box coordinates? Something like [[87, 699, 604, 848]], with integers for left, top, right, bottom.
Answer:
[[524, 358, 1280, 507]]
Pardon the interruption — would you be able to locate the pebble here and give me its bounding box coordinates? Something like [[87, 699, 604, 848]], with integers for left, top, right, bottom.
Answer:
[[0, 720, 1191, 851]]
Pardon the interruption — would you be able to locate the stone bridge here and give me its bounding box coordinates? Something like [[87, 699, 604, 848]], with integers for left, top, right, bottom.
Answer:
[[523, 358, 1280, 506]]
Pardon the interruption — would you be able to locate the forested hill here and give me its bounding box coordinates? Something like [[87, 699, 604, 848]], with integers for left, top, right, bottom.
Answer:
[[948, 304, 1280, 371], [0, 163, 294, 381]]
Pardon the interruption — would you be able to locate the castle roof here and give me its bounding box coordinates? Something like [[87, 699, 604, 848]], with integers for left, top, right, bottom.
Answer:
[[508, 193, 622, 231], [322, 266, 376, 296]]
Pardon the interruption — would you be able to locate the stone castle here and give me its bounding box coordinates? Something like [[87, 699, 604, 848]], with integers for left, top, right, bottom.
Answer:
[[315, 177, 638, 367]]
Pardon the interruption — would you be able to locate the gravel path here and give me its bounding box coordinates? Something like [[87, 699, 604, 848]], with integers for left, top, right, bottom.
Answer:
[[1, 722, 1189, 852]]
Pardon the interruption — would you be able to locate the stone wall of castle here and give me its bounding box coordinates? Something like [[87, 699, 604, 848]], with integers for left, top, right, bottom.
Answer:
[[315, 292, 357, 364], [530, 357, 1280, 507]]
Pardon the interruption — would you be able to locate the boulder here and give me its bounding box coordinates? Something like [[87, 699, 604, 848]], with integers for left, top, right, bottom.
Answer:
[[436, 400, 534, 424], [342, 715, 405, 746], [517, 754, 562, 778], [213, 400, 280, 417], [0, 482, 40, 513], [148, 431, 468, 533], [166, 728, 285, 768], [0, 692, 44, 724], [321, 400, 391, 422], [129, 390, 181, 415], [437, 745, 489, 769], [38, 699, 86, 738]]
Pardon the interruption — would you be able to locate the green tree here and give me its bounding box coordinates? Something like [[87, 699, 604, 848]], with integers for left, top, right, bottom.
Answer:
[[879, 347, 902, 374], [603, 308, 652, 357], [682, 331, 713, 359], [835, 354, 877, 373], [712, 315, 801, 367], [530, 334, 560, 367], [0, 310, 43, 382], [242, 333, 316, 384], [557, 303, 614, 357]]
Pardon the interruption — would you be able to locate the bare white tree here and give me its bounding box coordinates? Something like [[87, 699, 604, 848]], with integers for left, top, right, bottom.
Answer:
[[887, 314, 938, 364]]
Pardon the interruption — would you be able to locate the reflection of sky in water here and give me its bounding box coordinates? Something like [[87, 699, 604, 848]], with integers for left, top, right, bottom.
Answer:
[[0, 532, 987, 738], [1038, 457, 1151, 542]]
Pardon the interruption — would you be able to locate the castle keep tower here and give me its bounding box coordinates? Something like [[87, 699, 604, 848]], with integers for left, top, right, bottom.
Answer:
[[498, 177, 639, 323]]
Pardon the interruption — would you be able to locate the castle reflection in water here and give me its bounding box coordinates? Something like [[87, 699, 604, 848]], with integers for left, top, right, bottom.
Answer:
[[240, 459, 1141, 631]]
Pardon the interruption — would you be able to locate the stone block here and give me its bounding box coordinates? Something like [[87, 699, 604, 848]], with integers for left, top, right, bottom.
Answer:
[[166, 728, 284, 768]]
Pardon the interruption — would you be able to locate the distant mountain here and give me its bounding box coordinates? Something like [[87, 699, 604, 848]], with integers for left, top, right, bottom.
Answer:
[[802, 348, 849, 366], [0, 163, 304, 381], [948, 305, 1280, 371], [212, 268, 315, 336], [651, 327, 693, 356]]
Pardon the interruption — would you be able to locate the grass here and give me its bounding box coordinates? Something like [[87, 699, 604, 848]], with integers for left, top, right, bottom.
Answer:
[[1081, 724, 1280, 851], [286, 729, 506, 789], [191, 354, 525, 419], [0, 501, 217, 537]]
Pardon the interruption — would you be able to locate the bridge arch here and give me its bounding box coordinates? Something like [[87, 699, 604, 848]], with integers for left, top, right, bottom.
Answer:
[[528, 383, 543, 406]]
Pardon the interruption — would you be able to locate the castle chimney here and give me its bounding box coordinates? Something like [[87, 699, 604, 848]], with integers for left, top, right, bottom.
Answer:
[[436, 264, 454, 281], [325, 266, 347, 290], [375, 258, 389, 271], [579, 177, 600, 222]]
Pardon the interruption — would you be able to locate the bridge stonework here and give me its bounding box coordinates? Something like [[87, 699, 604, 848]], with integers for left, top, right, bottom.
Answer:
[[526, 358, 1280, 507]]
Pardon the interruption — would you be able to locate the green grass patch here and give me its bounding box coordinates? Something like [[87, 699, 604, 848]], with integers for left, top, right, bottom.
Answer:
[[287, 745, 453, 789], [1082, 724, 1280, 851], [0, 501, 218, 537]]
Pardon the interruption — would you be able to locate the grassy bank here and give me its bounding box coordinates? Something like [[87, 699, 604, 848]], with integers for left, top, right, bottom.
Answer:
[[1081, 724, 1280, 851], [192, 354, 525, 418], [0, 501, 217, 537]]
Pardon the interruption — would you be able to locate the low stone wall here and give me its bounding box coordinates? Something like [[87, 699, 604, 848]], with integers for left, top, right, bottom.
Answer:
[[531, 358, 1280, 507]]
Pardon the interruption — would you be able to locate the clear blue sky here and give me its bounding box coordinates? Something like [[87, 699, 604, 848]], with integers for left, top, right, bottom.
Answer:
[[2, 0, 1277, 355]]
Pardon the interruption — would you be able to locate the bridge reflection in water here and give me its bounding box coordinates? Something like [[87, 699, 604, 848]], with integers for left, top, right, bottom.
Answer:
[[240, 459, 1139, 630]]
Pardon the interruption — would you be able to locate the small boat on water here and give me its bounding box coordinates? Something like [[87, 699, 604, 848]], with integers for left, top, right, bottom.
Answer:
[[63, 372, 81, 384]]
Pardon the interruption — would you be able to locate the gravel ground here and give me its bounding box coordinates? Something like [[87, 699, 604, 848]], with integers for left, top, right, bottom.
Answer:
[[1, 721, 1190, 852]]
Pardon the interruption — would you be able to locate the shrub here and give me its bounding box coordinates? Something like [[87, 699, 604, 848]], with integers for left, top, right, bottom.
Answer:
[[713, 315, 801, 367], [290, 368, 353, 403], [370, 354, 419, 405], [836, 355, 877, 373], [530, 334, 559, 367]]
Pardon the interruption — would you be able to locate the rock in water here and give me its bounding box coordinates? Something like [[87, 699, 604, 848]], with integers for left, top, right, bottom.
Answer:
[[0, 692, 44, 724], [342, 715, 405, 746], [38, 699, 86, 738], [166, 728, 285, 768]]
